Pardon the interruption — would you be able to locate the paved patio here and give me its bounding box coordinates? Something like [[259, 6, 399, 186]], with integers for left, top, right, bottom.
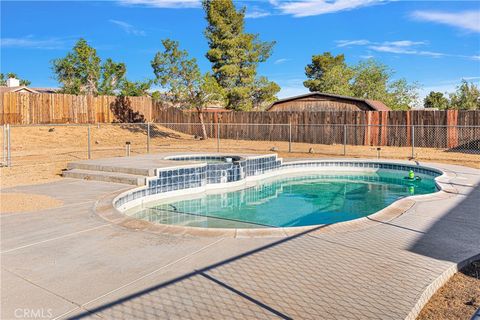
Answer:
[[1, 160, 479, 320]]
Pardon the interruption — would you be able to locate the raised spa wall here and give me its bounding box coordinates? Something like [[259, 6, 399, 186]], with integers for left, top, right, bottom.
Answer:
[[113, 154, 443, 211]]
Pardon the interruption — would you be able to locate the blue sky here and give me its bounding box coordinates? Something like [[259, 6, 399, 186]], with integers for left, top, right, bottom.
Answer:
[[1, 0, 479, 102]]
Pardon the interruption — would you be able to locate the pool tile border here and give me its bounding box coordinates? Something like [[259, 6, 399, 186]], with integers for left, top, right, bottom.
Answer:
[[113, 154, 443, 213], [95, 156, 457, 239]]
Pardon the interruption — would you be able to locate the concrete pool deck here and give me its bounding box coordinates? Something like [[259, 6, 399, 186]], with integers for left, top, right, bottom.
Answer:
[[1, 159, 479, 319]]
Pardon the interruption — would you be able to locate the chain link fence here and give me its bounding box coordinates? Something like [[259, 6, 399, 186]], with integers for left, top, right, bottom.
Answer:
[[1, 123, 479, 168], [1, 125, 10, 167]]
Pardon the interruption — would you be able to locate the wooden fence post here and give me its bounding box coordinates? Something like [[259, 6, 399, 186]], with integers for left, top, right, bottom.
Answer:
[[446, 110, 458, 149]]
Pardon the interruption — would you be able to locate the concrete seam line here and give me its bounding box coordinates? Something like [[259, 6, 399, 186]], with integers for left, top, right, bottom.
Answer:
[[2, 267, 81, 308], [53, 237, 225, 320], [0, 223, 115, 254]]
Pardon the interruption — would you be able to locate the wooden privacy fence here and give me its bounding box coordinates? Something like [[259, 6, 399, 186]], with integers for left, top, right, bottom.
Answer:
[[155, 107, 480, 150], [1, 92, 479, 149], [154, 105, 480, 126], [0, 92, 153, 124]]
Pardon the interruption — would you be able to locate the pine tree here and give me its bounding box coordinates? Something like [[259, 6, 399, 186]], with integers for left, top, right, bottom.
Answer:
[[203, 0, 278, 110]]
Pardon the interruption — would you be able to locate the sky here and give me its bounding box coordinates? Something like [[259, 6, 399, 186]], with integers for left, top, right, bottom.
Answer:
[[1, 0, 480, 103]]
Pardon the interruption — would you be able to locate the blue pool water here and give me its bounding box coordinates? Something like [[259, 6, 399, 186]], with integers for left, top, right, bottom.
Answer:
[[126, 172, 437, 228]]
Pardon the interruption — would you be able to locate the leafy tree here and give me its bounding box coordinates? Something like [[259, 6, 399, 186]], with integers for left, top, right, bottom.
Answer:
[[424, 91, 449, 110], [119, 80, 151, 97], [52, 38, 142, 97], [151, 39, 224, 139], [449, 80, 480, 110], [203, 0, 277, 110], [52, 39, 101, 95], [303, 52, 352, 94], [150, 91, 163, 101], [99, 59, 126, 95], [303, 56, 421, 110], [351, 59, 391, 101], [0, 73, 31, 86], [316, 64, 354, 96], [386, 79, 420, 110], [351, 61, 420, 110], [20, 79, 31, 86], [252, 76, 281, 110]]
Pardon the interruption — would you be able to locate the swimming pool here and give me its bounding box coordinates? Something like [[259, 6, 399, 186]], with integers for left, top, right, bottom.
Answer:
[[124, 171, 437, 229], [113, 154, 443, 232]]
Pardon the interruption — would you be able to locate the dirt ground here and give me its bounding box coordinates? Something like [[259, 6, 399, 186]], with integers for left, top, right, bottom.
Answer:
[[0, 124, 479, 188], [0, 192, 63, 213], [418, 260, 480, 320], [0, 124, 479, 318]]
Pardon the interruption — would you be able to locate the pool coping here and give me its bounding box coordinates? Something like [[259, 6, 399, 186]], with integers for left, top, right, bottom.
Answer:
[[94, 158, 458, 238]]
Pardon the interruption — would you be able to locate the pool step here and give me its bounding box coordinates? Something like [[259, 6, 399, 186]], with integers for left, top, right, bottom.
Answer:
[[63, 169, 147, 186], [66, 162, 155, 177]]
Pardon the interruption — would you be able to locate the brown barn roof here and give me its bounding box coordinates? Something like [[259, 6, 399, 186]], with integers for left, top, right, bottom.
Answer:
[[364, 99, 390, 111], [267, 92, 390, 111]]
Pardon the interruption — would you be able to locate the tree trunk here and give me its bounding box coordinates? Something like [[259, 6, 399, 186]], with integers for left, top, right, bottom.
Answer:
[[197, 108, 208, 140]]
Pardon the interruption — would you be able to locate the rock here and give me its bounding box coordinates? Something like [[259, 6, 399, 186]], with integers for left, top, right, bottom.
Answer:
[[308, 147, 315, 154], [95, 140, 99, 144], [270, 146, 278, 152], [48, 128, 55, 132]]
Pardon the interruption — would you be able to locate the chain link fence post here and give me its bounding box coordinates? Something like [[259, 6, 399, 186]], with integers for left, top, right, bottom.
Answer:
[[343, 124, 347, 156], [217, 122, 220, 153], [87, 125, 91, 160], [3, 124, 11, 167], [2, 125, 6, 166], [411, 125, 415, 159], [7, 124, 11, 166], [147, 122, 151, 153], [288, 122, 292, 153]]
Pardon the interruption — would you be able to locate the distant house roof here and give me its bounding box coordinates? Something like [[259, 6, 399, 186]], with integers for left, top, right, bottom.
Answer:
[[267, 92, 390, 111], [0, 86, 39, 94], [31, 87, 59, 94]]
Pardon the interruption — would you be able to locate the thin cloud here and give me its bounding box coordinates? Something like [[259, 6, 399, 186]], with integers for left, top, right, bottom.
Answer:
[[382, 40, 427, 47], [277, 0, 388, 18], [274, 58, 289, 64], [335, 39, 478, 59], [336, 39, 370, 47], [369, 45, 444, 57], [411, 10, 480, 33], [0, 36, 69, 49], [245, 10, 271, 19], [118, 0, 201, 8], [109, 19, 146, 36], [337, 40, 428, 48]]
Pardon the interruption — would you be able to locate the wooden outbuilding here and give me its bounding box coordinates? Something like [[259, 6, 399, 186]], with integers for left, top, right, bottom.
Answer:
[[267, 92, 390, 112]]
